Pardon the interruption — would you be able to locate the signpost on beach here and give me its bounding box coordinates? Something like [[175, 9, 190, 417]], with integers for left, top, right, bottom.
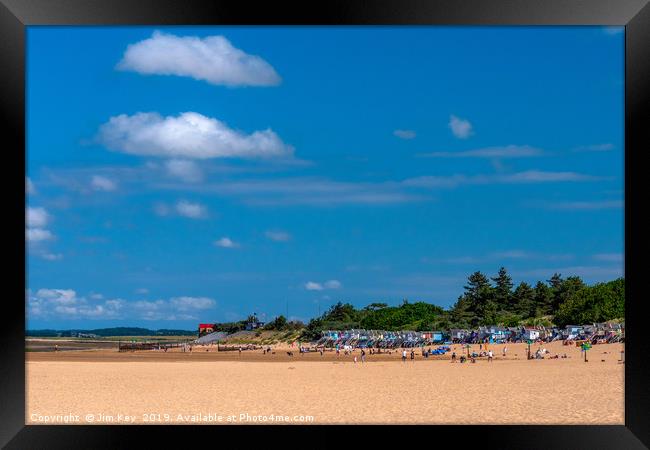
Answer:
[[581, 342, 591, 362], [526, 340, 532, 360]]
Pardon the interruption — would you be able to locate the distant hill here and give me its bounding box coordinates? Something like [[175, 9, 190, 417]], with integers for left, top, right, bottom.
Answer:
[[26, 327, 195, 337]]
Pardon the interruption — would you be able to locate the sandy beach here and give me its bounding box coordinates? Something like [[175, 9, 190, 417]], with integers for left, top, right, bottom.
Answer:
[[26, 341, 624, 425]]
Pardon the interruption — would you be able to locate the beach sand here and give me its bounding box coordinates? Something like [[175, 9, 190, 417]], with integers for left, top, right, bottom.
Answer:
[[26, 341, 624, 424]]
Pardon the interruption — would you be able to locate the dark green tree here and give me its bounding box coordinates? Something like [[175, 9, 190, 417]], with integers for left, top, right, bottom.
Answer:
[[449, 295, 474, 329], [513, 281, 536, 318], [463, 271, 496, 325], [533, 281, 554, 316], [492, 267, 514, 311], [553, 276, 586, 312], [325, 302, 359, 322], [554, 278, 624, 326], [364, 302, 388, 311], [263, 315, 288, 331], [464, 271, 491, 300], [475, 285, 497, 325], [547, 273, 564, 290]]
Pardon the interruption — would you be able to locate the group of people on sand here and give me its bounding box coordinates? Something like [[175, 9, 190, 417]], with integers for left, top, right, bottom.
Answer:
[[400, 349, 416, 362], [530, 346, 568, 360], [352, 349, 369, 363], [451, 352, 477, 363], [451, 352, 474, 363]]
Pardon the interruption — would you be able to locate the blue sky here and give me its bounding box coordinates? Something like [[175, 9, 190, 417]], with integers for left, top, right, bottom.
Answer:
[[26, 26, 624, 330]]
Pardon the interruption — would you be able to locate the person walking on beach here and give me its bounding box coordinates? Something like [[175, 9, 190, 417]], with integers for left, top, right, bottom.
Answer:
[[54, 344, 58, 352], [361, 349, 366, 363], [402, 349, 407, 362], [488, 350, 493, 362], [451, 351, 457, 362], [502, 346, 507, 357], [410, 349, 415, 361]]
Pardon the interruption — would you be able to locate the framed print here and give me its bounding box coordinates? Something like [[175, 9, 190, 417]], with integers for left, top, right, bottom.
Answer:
[[2, 0, 649, 447]]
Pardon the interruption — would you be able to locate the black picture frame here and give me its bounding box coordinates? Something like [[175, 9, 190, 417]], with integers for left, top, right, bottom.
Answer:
[[2, 0, 648, 447]]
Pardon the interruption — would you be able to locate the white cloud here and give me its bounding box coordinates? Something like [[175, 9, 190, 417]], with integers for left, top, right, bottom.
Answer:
[[324, 280, 342, 289], [518, 265, 624, 281], [26, 207, 49, 228], [593, 253, 624, 262], [449, 115, 473, 139], [419, 145, 543, 159], [504, 171, 598, 183], [305, 281, 323, 291], [41, 252, 63, 261], [154, 200, 208, 218], [265, 230, 291, 242], [426, 252, 573, 265], [169, 296, 216, 311], [547, 200, 623, 210], [492, 250, 529, 259], [26, 207, 55, 243], [117, 31, 281, 87], [214, 237, 239, 248], [54, 306, 78, 315], [26, 228, 54, 242], [170, 178, 423, 206], [98, 111, 293, 160], [104, 299, 124, 310], [404, 170, 600, 188], [603, 27, 624, 35], [61, 299, 123, 318], [175, 200, 207, 219], [135, 288, 149, 295], [26, 177, 36, 195], [393, 129, 416, 139], [305, 280, 341, 291], [573, 143, 615, 152], [27, 289, 212, 321], [133, 299, 166, 311], [158, 168, 596, 207], [91, 175, 117, 191], [165, 159, 203, 182], [36, 289, 77, 304]]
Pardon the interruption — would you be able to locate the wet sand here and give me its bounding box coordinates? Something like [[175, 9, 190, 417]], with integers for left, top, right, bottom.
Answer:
[[26, 341, 624, 424]]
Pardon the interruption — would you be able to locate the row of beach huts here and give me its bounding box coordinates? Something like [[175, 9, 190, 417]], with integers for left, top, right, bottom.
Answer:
[[315, 322, 624, 348]]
